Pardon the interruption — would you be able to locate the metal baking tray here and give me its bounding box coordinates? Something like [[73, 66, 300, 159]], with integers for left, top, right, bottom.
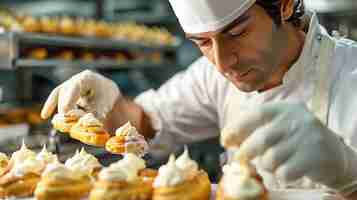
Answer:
[[0, 32, 180, 70]]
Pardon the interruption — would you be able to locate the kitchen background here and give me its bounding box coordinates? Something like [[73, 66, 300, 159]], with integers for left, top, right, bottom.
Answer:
[[0, 0, 356, 183]]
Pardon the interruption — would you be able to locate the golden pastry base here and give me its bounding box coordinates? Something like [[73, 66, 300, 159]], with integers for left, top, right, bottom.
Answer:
[[70, 126, 110, 147], [153, 170, 211, 200], [34, 176, 92, 200], [0, 173, 40, 198], [89, 178, 153, 200]]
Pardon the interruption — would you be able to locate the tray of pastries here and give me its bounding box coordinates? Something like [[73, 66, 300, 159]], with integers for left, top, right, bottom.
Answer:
[[0, 142, 346, 200]]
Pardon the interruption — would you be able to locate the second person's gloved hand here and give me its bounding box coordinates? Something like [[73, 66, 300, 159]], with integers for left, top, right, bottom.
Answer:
[[221, 102, 357, 192]]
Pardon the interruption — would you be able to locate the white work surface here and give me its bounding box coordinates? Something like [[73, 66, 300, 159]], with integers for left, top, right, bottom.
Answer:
[[5, 184, 345, 200]]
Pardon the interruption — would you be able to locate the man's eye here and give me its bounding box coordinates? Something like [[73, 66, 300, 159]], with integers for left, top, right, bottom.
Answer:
[[228, 31, 244, 38]]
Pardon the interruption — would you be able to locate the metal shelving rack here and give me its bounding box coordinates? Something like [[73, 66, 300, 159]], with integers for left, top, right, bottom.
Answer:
[[0, 31, 181, 101], [0, 32, 180, 70]]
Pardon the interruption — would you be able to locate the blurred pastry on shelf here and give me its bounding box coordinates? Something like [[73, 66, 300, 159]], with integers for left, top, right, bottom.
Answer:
[[55, 50, 75, 61], [105, 122, 148, 157], [65, 148, 102, 178], [79, 19, 97, 37], [52, 109, 86, 134], [59, 16, 77, 35], [28, 48, 48, 60], [70, 113, 111, 147], [149, 52, 163, 63], [95, 21, 112, 38], [22, 16, 41, 33], [89, 153, 152, 200], [81, 51, 96, 62], [152, 149, 211, 200], [217, 159, 268, 200], [40, 16, 59, 34], [0, 153, 9, 177], [114, 52, 128, 63], [34, 162, 92, 200]]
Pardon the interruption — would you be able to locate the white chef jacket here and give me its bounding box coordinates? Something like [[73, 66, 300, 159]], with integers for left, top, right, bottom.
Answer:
[[135, 13, 357, 187]]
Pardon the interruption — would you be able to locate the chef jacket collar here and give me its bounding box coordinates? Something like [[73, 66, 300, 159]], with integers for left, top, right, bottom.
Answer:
[[282, 13, 324, 85]]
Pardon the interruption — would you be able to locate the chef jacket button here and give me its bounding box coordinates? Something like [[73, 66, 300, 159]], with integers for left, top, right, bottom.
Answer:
[[316, 34, 322, 41]]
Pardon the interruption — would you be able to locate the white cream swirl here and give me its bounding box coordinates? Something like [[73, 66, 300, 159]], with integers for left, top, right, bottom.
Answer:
[[115, 122, 138, 137], [99, 163, 127, 181], [65, 148, 101, 176], [11, 156, 45, 177], [42, 162, 83, 180], [11, 142, 36, 165], [77, 113, 103, 127], [99, 153, 145, 182], [175, 147, 198, 178], [36, 145, 58, 164], [116, 122, 149, 157], [222, 162, 263, 199], [153, 155, 185, 188]]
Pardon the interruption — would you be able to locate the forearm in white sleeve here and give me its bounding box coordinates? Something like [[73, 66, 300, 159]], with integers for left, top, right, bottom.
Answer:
[[134, 57, 220, 156]]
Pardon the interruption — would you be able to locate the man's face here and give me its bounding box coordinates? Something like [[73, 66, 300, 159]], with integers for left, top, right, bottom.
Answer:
[[187, 4, 289, 92]]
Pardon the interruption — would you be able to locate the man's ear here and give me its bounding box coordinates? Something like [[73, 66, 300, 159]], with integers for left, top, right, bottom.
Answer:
[[280, 0, 295, 22]]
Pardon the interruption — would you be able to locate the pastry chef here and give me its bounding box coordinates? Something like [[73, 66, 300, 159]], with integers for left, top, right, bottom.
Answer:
[[41, 0, 357, 198]]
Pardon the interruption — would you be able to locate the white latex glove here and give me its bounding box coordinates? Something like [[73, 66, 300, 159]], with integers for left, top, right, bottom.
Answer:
[[41, 70, 120, 120], [221, 102, 357, 192]]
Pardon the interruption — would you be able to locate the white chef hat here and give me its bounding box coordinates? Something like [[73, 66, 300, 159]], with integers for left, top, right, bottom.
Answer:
[[169, 0, 256, 34]]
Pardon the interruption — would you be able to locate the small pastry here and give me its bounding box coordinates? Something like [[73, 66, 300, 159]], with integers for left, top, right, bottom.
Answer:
[[106, 122, 148, 156], [28, 48, 48, 60], [0, 156, 44, 198], [59, 16, 77, 35], [22, 16, 41, 32], [65, 148, 102, 178], [89, 153, 152, 200], [216, 160, 268, 200], [52, 109, 86, 133], [81, 51, 95, 62], [40, 16, 59, 34], [94, 21, 112, 38], [0, 153, 9, 176], [70, 113, 110, 146], [152, 150, 211, 200], [9, 142, 36, 167], [114, 52, 128, 63], [55, 50, 74, 61], [35, 162, 92, 200]]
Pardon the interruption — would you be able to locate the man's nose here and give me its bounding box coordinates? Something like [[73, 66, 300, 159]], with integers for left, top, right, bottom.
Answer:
[[212, 35, 237, 74]]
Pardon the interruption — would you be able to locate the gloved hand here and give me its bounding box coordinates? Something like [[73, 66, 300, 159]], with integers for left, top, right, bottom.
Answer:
[[221, 102, 357, 192], [41, 70, 120, 120]]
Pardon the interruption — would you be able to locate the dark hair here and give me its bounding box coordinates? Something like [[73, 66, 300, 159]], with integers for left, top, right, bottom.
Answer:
[[256, 0, 305, 27]]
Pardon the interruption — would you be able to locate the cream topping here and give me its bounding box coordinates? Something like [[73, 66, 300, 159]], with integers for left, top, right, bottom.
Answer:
[[115, 122, 138, 137], [77, 113, 103, 127], [175, 147, 198, 178], [65, 148, 101, 176], [222, 162, 263, 199], [99, 153, 145, 182], [116, 122, 149, 157], [153, 155, 185, 188], [42, 162, 83, 180], [11, 156, 45, 177], [11, 142, 36, 165], [36, 145, 58, 164]]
